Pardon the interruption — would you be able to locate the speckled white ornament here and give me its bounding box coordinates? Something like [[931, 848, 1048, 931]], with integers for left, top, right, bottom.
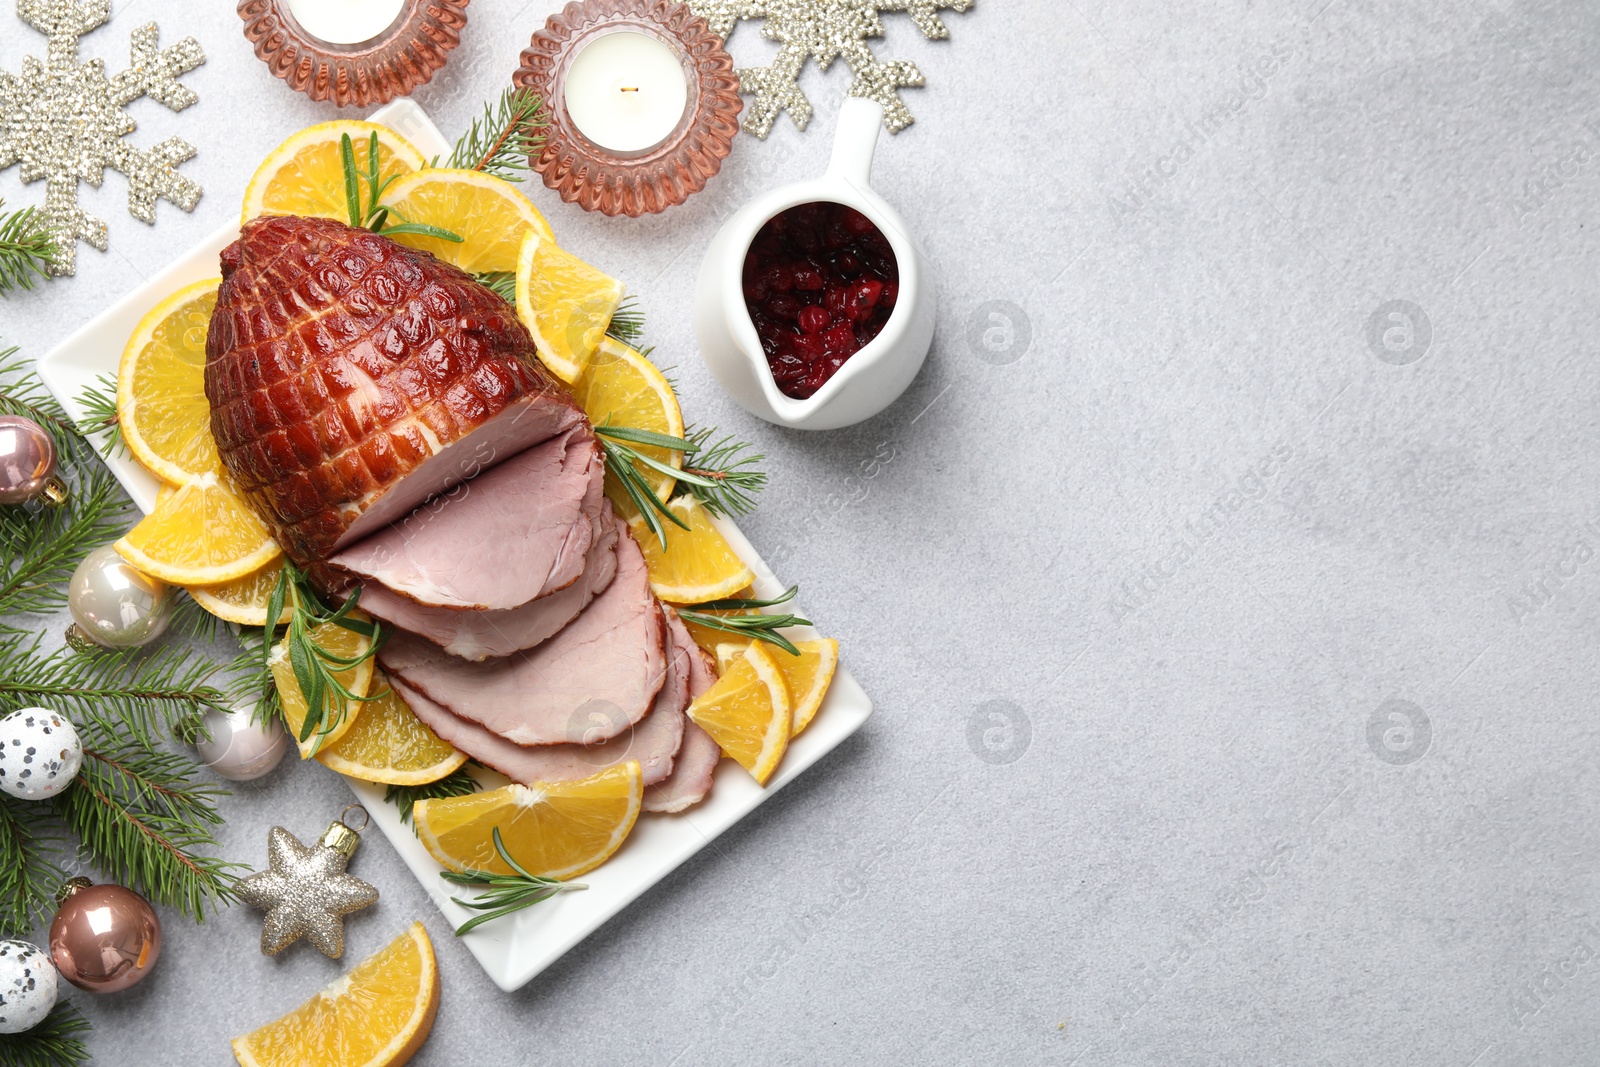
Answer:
[[0, 708, 82, 800], [0, 939, 58, 1034]]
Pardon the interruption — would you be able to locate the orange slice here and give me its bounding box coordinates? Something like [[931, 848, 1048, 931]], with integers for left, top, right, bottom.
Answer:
[[415, 762, 641, 880], [230, 921, 438, 1067], [117, 278, 222, 484], [242, 121, 425, 226], [573, 336, 683, 504], [382, 169, 553, 274], [625, 496, 754, 604], [316, 676, 467, 786], [715, 637, 838, 736], [513, 230, 623, 383], [114, 473, 281, 585], [269, 615, 376, 759], [687, 643, 791, 784], [185, 558, 290, 627]]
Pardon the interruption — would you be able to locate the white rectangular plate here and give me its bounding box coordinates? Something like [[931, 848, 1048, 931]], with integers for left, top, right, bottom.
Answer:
[[35, 99, 872, 992]]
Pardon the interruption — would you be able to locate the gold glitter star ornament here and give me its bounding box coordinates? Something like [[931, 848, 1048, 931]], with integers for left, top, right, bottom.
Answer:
[[237, 808, 379, 959]]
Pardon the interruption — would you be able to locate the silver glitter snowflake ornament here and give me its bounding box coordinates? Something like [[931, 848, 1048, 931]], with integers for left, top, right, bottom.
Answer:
[[690, 0, 972, 138], [0, 0, 205, 275], [236, 814, 379, 959]]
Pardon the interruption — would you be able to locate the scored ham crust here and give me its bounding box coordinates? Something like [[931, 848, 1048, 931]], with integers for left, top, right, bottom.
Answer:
[[204, 215, 583, 570]]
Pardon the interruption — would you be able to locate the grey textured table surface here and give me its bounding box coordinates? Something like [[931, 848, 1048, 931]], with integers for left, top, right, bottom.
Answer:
[[4, 0, 1600, 1063]]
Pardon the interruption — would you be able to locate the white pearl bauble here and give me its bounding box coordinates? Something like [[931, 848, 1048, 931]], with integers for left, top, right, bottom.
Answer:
[[0, 940, 58, 1034], [193, 707, 289, 781], [68, 544, 172, 650], [0, 709, 81, 800]]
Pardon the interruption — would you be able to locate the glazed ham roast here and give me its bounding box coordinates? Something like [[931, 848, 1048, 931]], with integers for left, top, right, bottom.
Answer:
[[203, 215, 719, 812]]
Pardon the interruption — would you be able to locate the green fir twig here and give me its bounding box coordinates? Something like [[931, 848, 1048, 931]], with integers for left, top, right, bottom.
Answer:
[[446, 87, 548, 181], [0, 1002, 91, 1067], [594, 423, 769, 545], [0, 796, 65, 934], [473, 270, 517, 305], [606, 298, 645, 345], [71, 373, 125, 459], [440, 826, 585, 934], [386, 766, 478, 827], [0, 201, 57, 295], [677, 586, 809, 656]]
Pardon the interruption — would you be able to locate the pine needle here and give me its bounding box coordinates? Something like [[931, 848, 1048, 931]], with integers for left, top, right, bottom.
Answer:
[[72, 373, 125, 459], [447, 87, 548, 180], [0, 797, 65, 933], [386, 766, 479, 827], [0, 200, 57, 295], [606, 298, 645, 345], [473, 270, 516, 305], [0, 1002, 91, 1067]]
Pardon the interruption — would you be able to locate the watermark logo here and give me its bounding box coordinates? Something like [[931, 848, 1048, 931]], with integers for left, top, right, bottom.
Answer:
[[1366, 698, 1430, 765], [966, 299, 1032, 366], [1366, 300, 1431, 366], [965, 698, 1031, 764]]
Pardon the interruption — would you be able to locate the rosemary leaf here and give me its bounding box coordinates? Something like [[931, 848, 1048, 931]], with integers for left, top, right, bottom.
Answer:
[[440, 827, 585, 934], [677, 586, 809, 656]]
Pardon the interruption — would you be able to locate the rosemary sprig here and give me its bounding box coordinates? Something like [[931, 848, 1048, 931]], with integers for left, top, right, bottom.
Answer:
[[72, 373, 126, 459], [677, 586, 810, 656], [339, 132, 464, 243], [266, 561, 386, 753], [439, 827, 585, 935], [446, 87, 548, 181], [594, 424, 769, 545], [0, 200, 57, 294], [385, 766, 479, 826]]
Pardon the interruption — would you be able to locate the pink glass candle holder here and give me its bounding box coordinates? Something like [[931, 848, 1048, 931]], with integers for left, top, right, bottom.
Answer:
[[513, 0, 742, 217], [238, 0, 469, 108]]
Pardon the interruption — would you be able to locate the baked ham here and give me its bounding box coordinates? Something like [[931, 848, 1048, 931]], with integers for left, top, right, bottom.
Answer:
[[378, 516, 667, 745], [356, 501, 620, 661], [390, 606, 690, 785], [330, 424, 603, 610], [205, 215, 583, 569], [645, 610, 721, 813]]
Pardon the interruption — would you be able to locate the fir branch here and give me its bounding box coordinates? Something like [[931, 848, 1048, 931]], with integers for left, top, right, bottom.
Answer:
[[677, 586, 810, 656], [386, 766, 478, 827], [0, 629, 230, 747], [55, 745, 242, 922], [225, 627, 281, 728], [606, 298, 645, 345], [0, 797, 65, 933], [473, 270, 516, 305], [439, 827, 584, 934], [676, 425, 767, 517], [168, 589, 231, 642], [71, 373, 125, 459], [0, 201, 57, 295], [0, 1003, 91, 1067], [447, 87, 548, 181]]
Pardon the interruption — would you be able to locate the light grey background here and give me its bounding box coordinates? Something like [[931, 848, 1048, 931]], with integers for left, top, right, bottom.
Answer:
[[3, 0, 1599, 1063]]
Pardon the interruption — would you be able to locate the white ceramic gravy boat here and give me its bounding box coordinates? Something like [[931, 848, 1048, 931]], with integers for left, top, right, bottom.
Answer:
[[694, 98, 936, 430]]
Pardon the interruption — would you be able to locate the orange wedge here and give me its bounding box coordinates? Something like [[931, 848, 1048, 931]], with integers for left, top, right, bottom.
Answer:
[[231, 921, 438, 1067], [270, 615, 376, 759], [242, 122, 425, 226], [715, 637, 838, 736], [625, 496, 754, 604], [415, 762, 641, 880], [117, 278, 222, 484], [185, 558, 290, 627], [316, 676, 467, 786], [513, 230, 623, 383], [687, 643, 791, 784], [382, 169, 553, 274], [114, 473, 281, 585], [573, 336, 683, 503]]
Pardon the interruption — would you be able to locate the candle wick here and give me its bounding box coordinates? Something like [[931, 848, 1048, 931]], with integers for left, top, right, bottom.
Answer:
[[620, 86, 640, 92]]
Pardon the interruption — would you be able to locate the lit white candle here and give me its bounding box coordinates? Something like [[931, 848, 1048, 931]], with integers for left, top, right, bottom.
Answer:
[[563, 31, 690, 155], [287, 0, 407, 46]]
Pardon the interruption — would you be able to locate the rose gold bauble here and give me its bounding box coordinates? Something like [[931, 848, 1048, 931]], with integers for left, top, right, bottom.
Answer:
[[48, 878, 162, 993]]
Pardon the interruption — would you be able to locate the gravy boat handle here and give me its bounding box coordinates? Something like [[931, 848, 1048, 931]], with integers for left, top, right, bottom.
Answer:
[[826, 97, 886, 189]]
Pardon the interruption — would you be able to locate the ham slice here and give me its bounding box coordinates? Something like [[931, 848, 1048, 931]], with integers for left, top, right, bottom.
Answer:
[[205, 215, 583, 570], [356, 501, 620, 660], [379, 517, 666, 745], [390, 608, 690, 784], [646, 609, 723, 813], [330, 425, 602, 610]]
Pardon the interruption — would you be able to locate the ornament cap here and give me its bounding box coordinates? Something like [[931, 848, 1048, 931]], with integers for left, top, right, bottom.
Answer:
[[56, 876, 92, 906], [39, 475, 68, 508], [64, 623, 98, 655], [320, 807, 368, 860]]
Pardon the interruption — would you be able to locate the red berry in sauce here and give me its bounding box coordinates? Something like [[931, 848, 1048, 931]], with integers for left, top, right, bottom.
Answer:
[[742, 201, 899, 400]]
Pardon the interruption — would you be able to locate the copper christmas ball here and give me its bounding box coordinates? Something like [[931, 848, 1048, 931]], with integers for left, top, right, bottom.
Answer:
[[48, 878, 162, 993]]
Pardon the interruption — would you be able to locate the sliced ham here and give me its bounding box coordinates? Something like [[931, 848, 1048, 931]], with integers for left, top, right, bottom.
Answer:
[[390, 608, 689, 784], [356, 501, 620, 661], [646, 609, 723, 813], [330, 425, 602, 610], [379, 517, 666, 745]]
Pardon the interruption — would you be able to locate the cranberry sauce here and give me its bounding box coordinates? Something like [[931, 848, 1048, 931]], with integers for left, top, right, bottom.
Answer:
[[741, 201, 899, 400]]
